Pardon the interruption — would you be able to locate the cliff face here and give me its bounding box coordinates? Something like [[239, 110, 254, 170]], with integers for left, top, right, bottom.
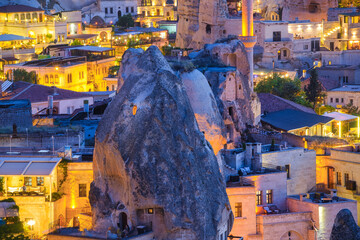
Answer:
[[90, 46, 232, 240]]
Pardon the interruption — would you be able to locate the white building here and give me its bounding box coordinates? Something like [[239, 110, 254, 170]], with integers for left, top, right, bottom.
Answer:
[[326, 85, 360, 108], [82, 0, 138, 25]]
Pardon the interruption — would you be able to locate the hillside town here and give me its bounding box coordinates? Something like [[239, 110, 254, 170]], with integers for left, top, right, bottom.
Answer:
[[1, 0, 360, 239]]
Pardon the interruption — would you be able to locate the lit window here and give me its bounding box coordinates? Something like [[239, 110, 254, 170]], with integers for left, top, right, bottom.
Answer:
[[55, 75, 59, 84], [256, 191, 262, 205], [36, 177, 44, 186], [79, 184, 87, 197], [336, 172, 342, 185], [45, 74, 49, 83], [147, 208, 154, 214], [266, 190, 273, 204], [344, 173, 349, 186], [24, 177, 32, 186], [285, 164, 290, 179], [235, 202, 242, 217]]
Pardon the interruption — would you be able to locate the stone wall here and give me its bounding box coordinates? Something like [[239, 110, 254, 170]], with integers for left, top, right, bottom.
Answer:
[[61, 162, 93, 223], [0, 100, 32, 128], [257, 211, 313, 240], [261, 148, 316, 195], [244, 172, 288, 212], [226, 186, 258, 238]]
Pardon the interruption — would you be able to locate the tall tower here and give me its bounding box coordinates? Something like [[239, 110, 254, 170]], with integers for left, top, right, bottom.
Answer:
[[238, 0, 257, 91]]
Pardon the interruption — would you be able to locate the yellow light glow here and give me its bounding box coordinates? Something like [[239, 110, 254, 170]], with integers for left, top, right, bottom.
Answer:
[[27, 219, 35, 226], [55, 67, 59, 71]]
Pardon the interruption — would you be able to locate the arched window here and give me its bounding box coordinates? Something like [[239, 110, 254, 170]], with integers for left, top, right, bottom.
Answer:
[[20, 14, 25, 20], [55, 75, 59, 84], [26, 13, 31, 19], [45, 75, 49, 83], [50, 74, 54, 84], [14, 14, 19, 21], [32, 13, 37, 20]]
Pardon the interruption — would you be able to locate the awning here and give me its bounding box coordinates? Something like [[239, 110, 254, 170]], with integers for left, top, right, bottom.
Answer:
[[323, 112, 358, 121], [0, 156, 61, 176]]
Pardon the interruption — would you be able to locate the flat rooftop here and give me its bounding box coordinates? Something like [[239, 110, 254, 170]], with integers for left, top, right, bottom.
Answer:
[[14, 56, 86, 67], [0, 155, 61, 176], [330, 85, 360, 92]]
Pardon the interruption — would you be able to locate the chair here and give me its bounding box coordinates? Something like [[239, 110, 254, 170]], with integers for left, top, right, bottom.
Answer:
[[263, 206, 273, 214]]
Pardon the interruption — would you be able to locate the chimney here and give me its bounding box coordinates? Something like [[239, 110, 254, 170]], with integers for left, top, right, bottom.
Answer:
[[48, 95, 53, 115], [52, 86, 58, 95], [84, 100, 89, 119]]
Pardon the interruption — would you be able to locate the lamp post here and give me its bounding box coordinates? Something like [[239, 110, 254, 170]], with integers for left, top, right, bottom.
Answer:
[[51, 136, 55, 155], [26, 128, 28, 147], [66, 128, 69, 145], [9, 135, 12, 152]]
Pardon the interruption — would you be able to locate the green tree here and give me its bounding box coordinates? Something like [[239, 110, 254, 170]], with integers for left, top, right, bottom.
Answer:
[[304, 69, 323, 109], [116, 14, 135, 29], [70, 39, 83, 46], [12, 69, 37, 84], [254, 73, 301, 101], [316, 105, 336, 115]]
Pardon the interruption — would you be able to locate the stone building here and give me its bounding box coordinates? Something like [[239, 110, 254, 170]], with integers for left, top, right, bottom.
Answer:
[[137, 0, 177, 27], [82, 0, 138, 25], [0, 4, 67, 44], [225, 143, 357, 240], [260, 146, 316, 195], [326, 85, 360, 108], [317, 148, 360, 224]]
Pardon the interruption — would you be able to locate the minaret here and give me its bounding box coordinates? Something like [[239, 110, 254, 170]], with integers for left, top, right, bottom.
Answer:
[[238, 0, 257, 90]]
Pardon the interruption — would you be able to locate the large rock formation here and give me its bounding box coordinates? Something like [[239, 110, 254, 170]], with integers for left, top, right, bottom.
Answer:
[[90, 46, 232, 240], [330, 209, 360, 240], [189, 39, 261, 146]]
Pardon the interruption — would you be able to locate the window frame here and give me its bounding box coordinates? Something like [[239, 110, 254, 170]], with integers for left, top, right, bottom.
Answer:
[[256, 191, 262, 205], [235, 202, 242, 218], [266, 190, 273, 204], [24, 177, 32, 186], [79, 184, 87, 197]]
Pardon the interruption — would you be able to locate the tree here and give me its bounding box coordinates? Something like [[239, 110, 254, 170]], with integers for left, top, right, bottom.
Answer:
[[11, 69, 37, 84], [70, 39, 83, 46], [254, 73, 301, 101], [116, 14, 134, 29], [304, 69, 323, 109]]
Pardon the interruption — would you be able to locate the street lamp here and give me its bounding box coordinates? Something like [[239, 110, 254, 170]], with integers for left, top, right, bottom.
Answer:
[[26, 128, 28, 147], [51, 136, 55, 155]]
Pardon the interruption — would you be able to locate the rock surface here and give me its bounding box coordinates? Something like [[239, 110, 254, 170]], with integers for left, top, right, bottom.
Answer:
[[90, 46, 232, 240], [181, 69, 227, 155], [330, 209, 360, 240]]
